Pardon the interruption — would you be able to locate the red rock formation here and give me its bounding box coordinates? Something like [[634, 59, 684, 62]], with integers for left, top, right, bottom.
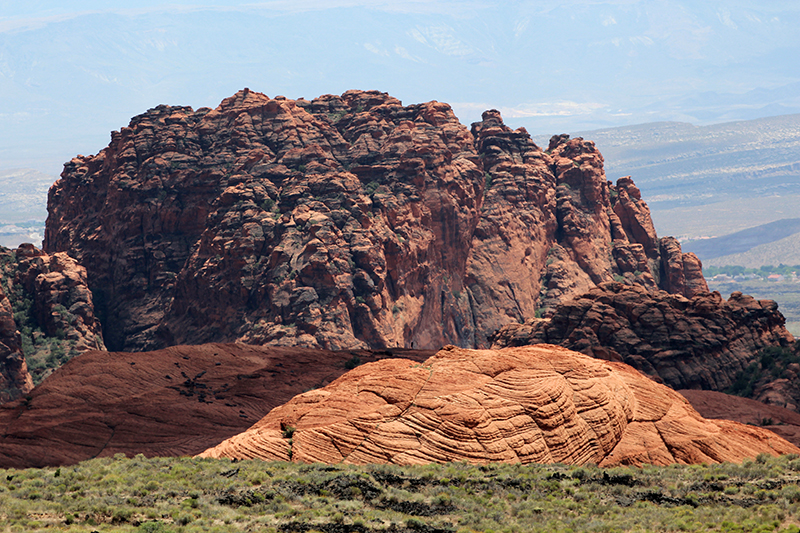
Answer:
[[46, 90, 484, 351], [660, 236, 707, 297], [200, 345, 798, 466], [463, 118, 708, 341], [491, 282, 794, 392], [0, 281, 33, 402], [0, 244, 104, 400], [0, 342, 433, 468], [45, 90, 706, 352], [12, 244, 104, 353]]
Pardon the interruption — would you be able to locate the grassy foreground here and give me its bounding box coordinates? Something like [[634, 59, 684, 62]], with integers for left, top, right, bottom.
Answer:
[[4, 456, 800, 532]]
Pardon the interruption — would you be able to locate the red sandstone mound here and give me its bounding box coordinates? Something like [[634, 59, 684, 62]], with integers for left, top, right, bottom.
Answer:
[[490, 282, 794, 393], [200, 345, 798, 466], [44, 89, 705, 354], [680, 389, 800, 448], [0, 343, 432, 468]]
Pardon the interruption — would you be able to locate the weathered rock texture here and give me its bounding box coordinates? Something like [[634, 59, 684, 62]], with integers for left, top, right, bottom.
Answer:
[[200, 345, 797, 467], [490, 282, 795, 392], [0, 343, 432, 468], [0, 244, 104, 400], [45, 89, 706, 353]]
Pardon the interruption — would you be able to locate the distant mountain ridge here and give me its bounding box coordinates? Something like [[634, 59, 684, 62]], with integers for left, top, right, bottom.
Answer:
[[570, 114, 800, 242], [683, 218, 800, 260], [705, 232, 800, 268], [3, 2, 800, 172]]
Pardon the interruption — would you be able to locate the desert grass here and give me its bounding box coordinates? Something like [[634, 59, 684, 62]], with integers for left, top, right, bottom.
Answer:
[[3, 454, 800, 532]]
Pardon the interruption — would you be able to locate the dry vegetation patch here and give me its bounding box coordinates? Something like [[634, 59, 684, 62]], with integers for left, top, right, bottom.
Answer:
[[3, 455, 800, 532]]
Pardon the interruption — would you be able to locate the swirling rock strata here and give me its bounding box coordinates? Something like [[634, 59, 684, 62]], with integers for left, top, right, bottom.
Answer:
[[490, 282, 794, 392], [200, 345, 797, 466], [45, 89, 705, 352]]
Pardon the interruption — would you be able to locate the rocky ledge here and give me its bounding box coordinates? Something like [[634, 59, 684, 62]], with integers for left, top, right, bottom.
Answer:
[[200, 345, 797, 466]]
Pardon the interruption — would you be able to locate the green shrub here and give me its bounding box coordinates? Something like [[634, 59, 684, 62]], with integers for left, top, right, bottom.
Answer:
[[3, 454, 800, 532], [138, 521, 175, 533], [344, 356, 361, 369]]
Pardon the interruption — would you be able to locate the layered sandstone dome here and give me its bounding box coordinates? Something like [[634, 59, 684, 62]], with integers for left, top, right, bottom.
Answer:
[[0, 343, 432, 468], [200, 345, 797, 466]]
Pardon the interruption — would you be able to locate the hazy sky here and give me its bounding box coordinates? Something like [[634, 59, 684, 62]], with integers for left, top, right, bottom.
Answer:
[[1, 0, 799, 174]]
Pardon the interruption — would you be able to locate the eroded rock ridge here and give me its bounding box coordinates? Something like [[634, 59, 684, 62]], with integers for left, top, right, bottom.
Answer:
[[491, 282, 794, 393], [0, 244, 104, 400]]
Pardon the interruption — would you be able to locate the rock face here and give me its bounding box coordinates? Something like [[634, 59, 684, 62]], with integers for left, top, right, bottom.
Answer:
[[0, 244, 104, 400], [490, 282, 794, 392], [463, 117, 707, 342], [45, 89, 705, 353], [200, 345, 798, 467], [0, 343, 433, 468]]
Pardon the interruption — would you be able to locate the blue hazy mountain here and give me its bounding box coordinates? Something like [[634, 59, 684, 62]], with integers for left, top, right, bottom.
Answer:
[[1, 1, 799, 174], [565, 113, 800, 241]]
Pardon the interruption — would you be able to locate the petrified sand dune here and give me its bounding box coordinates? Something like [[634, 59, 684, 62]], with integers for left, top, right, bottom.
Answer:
[[200, 345, 799, 466]]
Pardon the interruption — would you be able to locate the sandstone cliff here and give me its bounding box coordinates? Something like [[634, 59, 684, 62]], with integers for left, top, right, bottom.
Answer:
[[200, 345, 798, 466], [45, 89, 706, 353], [491, 282, 794, 393], [463, 117, 708, 342]]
